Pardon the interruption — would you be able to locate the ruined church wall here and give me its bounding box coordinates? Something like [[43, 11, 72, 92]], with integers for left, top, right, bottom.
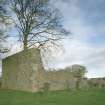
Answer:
[[2, 48, 89, 92], [2, 48, 44, 92]]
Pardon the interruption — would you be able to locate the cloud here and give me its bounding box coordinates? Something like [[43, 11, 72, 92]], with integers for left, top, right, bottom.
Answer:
[[52, 0, 98, 43], [47, 39, 105, 78], [53, 0, 105, 44], [47, 0, 105, 78]]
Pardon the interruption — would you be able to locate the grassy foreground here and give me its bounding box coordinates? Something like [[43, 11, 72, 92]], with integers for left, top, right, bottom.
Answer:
[[0, 89, 105, 105]]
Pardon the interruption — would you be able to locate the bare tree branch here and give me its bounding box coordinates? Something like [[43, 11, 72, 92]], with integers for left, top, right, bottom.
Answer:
[[10, 0, 70, 50]]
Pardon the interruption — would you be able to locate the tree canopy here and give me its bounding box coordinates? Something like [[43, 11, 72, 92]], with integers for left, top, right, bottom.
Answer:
[[10, 0, 70, 50]]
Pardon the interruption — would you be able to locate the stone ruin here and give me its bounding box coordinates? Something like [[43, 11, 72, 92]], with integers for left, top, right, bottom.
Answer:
[[1, 48, 89, 92], [88, 78, 105, 89]]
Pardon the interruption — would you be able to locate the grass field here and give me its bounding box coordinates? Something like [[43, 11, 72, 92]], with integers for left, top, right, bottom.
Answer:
[[0, 89, 105, 105]]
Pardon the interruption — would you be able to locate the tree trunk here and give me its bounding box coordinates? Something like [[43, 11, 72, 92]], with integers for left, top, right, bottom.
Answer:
[[76, 80, 80, 90], [23, 35, 28, 50], [76, 77, 81, 90]]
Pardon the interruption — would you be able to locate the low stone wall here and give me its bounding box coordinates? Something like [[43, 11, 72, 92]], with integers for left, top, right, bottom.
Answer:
[[88, 78, 105, 89]]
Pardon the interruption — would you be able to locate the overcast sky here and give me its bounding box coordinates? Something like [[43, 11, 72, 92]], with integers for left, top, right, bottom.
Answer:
[[48, 0, 105, 78], [1, 0, 105, 78]]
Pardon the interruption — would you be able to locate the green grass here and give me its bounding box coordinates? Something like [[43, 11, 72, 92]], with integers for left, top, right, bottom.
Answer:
[[0, 89, 105, 105]]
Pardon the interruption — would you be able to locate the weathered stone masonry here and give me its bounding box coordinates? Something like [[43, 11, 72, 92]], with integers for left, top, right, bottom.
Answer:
[[2, 48, 88, 92], [2, 48, 45, 92]]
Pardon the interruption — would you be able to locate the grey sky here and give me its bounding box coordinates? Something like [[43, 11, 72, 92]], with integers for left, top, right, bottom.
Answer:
[[47, 0, 105, 78]]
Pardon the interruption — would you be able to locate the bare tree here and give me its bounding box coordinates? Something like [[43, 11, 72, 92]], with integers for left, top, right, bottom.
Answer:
[[10, 0, 70, 50], [0, 0, 10, 53]]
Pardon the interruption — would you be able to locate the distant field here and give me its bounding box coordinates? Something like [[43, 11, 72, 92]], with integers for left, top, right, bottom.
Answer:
[[0, 89, 105, 105]]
